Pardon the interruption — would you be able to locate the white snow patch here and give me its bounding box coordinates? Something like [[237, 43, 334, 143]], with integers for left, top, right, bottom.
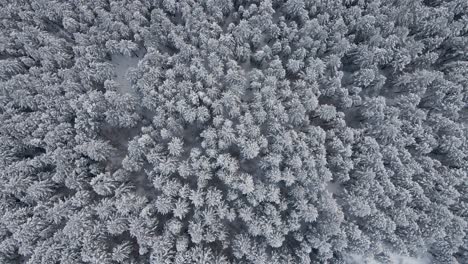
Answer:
[[347, 254, 380, 264], [388, 253, 431, 264], [326, 181, 342, 196], [111, 48, 145, 95], [347, 253, 431, 264]]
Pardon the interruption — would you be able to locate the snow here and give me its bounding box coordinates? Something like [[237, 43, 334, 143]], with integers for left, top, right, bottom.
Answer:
[[347, 253, 432, 264], [108, 49, 158, 200], [388, 253, 432, 264], [111, 48, 145, 95], [326, 181, 342, 196]]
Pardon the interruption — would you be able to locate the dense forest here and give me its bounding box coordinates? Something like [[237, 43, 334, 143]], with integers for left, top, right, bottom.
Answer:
[[0, 0, 467, 263]]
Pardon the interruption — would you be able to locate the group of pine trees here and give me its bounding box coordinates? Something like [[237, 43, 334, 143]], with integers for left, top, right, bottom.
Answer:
[[0, 0, 467, 263]]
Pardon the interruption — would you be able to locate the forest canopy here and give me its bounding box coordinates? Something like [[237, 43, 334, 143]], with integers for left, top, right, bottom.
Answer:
[[0, 0, 467, 263]]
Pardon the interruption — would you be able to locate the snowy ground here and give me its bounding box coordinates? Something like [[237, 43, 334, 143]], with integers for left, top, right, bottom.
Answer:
[[109, 49, 156, 198], [347, 252, 432, 264], [111, 48, 145, 95]]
